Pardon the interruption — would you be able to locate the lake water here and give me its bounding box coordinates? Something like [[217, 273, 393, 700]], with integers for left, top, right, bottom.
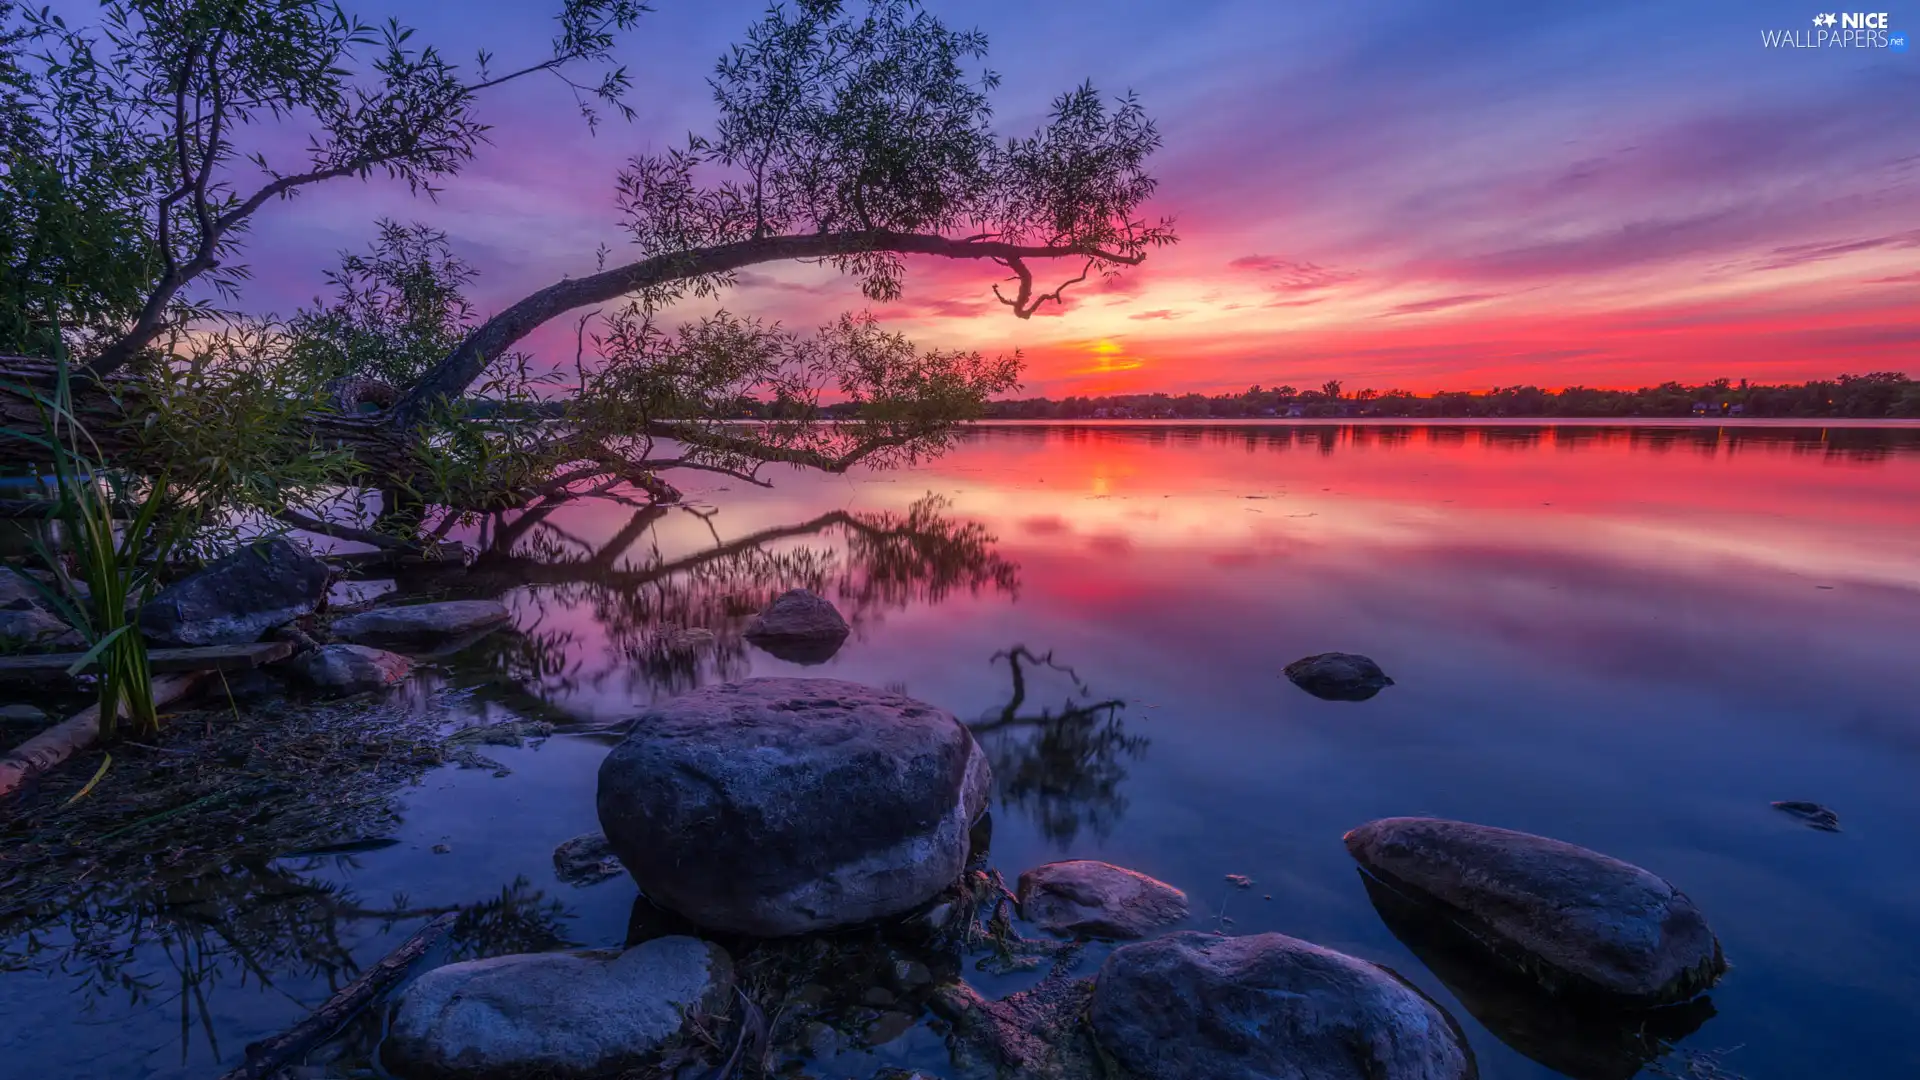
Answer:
[[5, 421, 1920, 1079]]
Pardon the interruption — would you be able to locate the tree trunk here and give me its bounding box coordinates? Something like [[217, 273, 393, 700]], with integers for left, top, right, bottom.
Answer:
[[0, 355, 412, 475]]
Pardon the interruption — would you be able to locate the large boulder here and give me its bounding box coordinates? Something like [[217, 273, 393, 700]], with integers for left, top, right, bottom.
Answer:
[[292, 643, 412, 696], [384, 936, 732, 1079], [1089, 931, 1475, 1080], [140, 536, 330, 646], [742, 588, 850, 664], [1344, 818, 1725, 1006], [330, 599, 511, 649], [596, 678, 990, 936], [1016, 860, 1189, 940], [1285, 652, 1394, 701]]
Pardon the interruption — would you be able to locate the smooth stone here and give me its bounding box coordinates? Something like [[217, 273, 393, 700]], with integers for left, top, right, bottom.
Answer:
[[0, 702, 48, 724], [1771, 800, 1840, 832], [596, 677, 990, 936], [1360, 869, 1715, 1080], [1016, 860, 1189, 939], [0, 605, 80, 649], [742, 588, 849, 664], [553, 832, 626, 887], [140, 536, 331, 646], [384, 936, 732, 1079], [1345, 817, 1725, 1005], [0, 567, 43, 609], [292, 644, 411, 695], [1090, 931, 1474, 1080], [330, 599, 511, 648], [1285, 651, 1395, 701]]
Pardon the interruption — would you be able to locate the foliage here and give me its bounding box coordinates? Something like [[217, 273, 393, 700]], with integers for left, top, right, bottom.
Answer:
[[618, 0, 1174, 313], [983, 371, 1920, 420], [0, 0, 647, 367], [0, 354, 185, 735]]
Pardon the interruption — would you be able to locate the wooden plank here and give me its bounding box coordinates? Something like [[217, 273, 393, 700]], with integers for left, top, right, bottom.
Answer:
[[0, 639, 293, 679], [0, 672, 208, 801]]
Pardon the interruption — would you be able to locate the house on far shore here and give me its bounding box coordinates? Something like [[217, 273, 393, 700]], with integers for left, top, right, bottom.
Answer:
[[1286, 403, 1307, 418], [1691, 401, 1714, 416]]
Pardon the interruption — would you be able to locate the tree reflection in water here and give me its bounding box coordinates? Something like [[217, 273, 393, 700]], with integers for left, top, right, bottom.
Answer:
[[450, 492, 1022, 708], [0, 492, 1027, 1073], [968, 646, 1148, 847]]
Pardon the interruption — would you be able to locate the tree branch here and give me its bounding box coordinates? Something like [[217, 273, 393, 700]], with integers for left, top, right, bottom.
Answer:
[[393, 230, 1146, 426], [275, 508, 420, 553]]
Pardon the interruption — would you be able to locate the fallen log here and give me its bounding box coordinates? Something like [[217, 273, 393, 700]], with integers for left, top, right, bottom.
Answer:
[[0, 640, 292, 679], [217, 911, 459, 1080], [0, 672, 208, 801]]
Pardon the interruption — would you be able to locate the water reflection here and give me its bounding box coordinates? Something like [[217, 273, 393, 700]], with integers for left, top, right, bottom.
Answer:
[[442, 493, 1020, 710], [968, 646, 1147, 848]]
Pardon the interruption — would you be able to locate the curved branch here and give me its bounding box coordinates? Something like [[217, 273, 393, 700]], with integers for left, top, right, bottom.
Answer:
[[992, 257, 1094, 319], [393, 230, 1146, 426]]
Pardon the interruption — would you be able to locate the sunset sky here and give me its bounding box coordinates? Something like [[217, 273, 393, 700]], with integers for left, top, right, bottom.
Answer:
[[234, 0, 1919, 396]]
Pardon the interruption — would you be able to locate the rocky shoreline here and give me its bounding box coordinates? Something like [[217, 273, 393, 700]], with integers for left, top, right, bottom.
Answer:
[[3, 537, 1734, 1080]]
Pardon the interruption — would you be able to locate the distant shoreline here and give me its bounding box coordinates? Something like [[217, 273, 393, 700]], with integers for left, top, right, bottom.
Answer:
[[964, 417, 1920, 429]]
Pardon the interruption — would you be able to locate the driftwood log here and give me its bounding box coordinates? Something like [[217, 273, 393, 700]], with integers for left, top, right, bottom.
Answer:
[[0, 671, 208, 802], [216, 911, 459, 1080]]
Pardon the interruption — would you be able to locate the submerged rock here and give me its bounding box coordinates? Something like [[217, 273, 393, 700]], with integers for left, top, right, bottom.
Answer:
[[140, 536, 330, 646], [292, 643, 411, 695], [0, 605, 81, 650], [553, 832, 625, 887], [330, 599, 510, 649], [1089, 931, 1474, 1080], [1771, 800, 1840, 832], [1285, 652, 1395, 701], [384, 936, 732, 1079], [1345, 817, 1725, 1006], [742, 588, 849, 664], [1016, 860, 1189, 939], [596, 677, 990, 936], [0, 702, 48, 724], [1360, 870, 1715, 1080]]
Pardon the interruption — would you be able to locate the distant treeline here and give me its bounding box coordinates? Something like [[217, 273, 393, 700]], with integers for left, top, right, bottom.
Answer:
[[978, 373, 1920, 420]]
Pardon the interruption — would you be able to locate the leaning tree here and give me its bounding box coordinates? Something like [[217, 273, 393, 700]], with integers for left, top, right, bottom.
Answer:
[[0, 0, 1173, 546]]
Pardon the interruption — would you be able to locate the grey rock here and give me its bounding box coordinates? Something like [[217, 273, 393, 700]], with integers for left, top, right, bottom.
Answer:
[[1344, 817, 1725, 1005], [1089, 931, 1474, 1080], [385, 936, 732, 1079], [1285, 651, 1395, 701], [1771, 800, 1839, 832], [292, 644, 411, 695], [140, 537, 330, 646], [0, 605, 81, 650], [330, 599, 510, 649], [1017, 860, 1189, 939], [596, 677, 990, 936], [553, 832, 625, 887], [742, 588, 849, 664], [0, 703, 49, 724], [0, 567, 44, 609]]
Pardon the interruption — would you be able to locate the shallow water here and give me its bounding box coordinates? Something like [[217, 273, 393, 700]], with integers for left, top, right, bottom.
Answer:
[[5, 421, 1920, 1079]]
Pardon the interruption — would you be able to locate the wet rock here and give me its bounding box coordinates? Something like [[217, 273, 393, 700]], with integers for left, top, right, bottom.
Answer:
[[553, 832, 625, 887], [1285, 651, 1395, 701], [0, 702, 48, 724], [330, 599, 511, 649], [1771, 800, 1840, 832], [140, 536, 331, 646], [596, 677, 990, 936], [292, 643, 411, 695], [742, 588, 849, 664], [1344, 817, 1725, 1006], [0, 605, 80, 650], [384, 936, 732, 1079], [1016, 860, 1189, 939], [1361, 870, 1715, 1080], [1089, 931, 1474, 1080]]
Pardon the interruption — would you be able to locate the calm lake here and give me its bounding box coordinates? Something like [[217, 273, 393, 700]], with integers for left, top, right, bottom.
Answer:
[[5, 421, 1920, 1080]]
